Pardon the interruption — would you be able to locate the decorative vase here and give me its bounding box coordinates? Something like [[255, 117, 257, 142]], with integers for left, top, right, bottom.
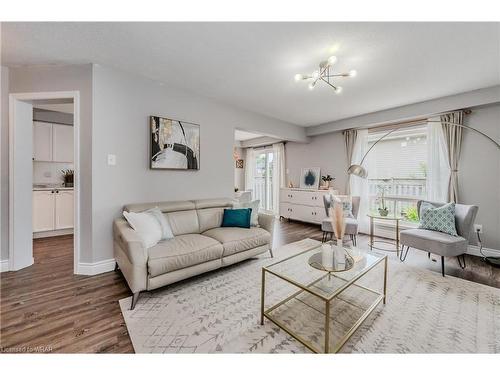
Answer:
[[378, 208, 389, 217], [321, 243, 334, 269], [334, 240, 345, 266]]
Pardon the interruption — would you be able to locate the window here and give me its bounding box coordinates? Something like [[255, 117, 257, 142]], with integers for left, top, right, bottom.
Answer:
[[365, 124, 427, 223], [253, 149, 274, 211]]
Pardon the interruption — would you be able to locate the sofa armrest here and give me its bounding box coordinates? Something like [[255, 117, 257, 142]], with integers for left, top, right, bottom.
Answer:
[[113, 218, 148, 265], [258, 212, 276, 249]]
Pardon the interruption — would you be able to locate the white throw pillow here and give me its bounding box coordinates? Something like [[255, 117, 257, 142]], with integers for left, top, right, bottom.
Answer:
[[123, 210, 163, 248], [145, 207, 174, 240], [233, 200, 260, 227]]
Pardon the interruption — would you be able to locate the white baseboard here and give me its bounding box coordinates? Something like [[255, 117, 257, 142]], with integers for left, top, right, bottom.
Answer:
[[467, 245, 500, 258], [77, 258, 116, 275], [0, 259, 9, 272]]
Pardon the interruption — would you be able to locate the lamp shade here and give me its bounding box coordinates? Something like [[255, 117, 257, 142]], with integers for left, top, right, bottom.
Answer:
[[347, 164, 368, 179]]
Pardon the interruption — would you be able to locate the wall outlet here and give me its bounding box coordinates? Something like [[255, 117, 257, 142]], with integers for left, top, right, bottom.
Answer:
[[474, 224, 483, 233], [107, 154, 116, 166]]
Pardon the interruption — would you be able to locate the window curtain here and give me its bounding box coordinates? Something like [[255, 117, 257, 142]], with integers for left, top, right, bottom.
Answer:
[[440, 111, 464, 203], [426, 118, 450, 203], [343, 129, 358, 195], [272, 142, 286, 215], [244, 148, 255, 197], [350, 129, 370, 233]]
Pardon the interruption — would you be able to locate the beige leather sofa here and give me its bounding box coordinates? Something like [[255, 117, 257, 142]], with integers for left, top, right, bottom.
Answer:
[[113, 198, 275, 309]]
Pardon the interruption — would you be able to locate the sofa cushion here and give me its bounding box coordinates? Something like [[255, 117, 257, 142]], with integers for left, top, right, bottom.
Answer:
[[197, 207, 225, 232], [203, 227, 270, 257], [400, 228, 467, 257], [147, 234, 223, 276], [165, 210, 200, 235]]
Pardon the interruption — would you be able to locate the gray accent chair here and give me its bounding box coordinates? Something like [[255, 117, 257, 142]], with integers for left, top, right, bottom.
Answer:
[[399, 200, 478, 277], [321, 195, 360, 246]]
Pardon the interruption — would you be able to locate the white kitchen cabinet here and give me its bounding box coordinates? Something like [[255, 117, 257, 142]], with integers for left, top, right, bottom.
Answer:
[[52, 124, 74, 162], [33, 190, 56, 232], [33, 122, 73, 163], [32, 189, 73, 233], [33, 121, 53, 161], [55, 190, 74, 229]]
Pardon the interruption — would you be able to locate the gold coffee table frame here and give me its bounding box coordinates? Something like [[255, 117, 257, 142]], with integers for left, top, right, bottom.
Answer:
[[260, 244, 387, 353]]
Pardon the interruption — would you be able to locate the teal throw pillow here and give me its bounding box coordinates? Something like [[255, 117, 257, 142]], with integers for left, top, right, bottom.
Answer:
[[222, 208, 252, 229], [419, 202, 458, 236]]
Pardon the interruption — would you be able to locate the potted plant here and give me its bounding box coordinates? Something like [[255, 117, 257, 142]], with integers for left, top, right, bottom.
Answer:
[[321, 175, 335, 189], [376, 185, 389, 216], [61, 169, 74, 187]]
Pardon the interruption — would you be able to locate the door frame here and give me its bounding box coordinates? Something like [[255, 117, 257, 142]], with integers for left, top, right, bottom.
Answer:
[[9, 91, 81, 274]]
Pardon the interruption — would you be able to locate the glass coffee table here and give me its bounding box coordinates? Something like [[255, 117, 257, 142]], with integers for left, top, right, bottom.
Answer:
[[260, 241, 387, 353]]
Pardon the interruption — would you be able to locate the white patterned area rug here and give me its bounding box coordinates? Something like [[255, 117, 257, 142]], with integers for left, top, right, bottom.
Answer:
[[119, 239, 500, 353]]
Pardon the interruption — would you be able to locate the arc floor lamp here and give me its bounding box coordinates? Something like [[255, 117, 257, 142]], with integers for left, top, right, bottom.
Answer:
[[347, 120, 500, 266]]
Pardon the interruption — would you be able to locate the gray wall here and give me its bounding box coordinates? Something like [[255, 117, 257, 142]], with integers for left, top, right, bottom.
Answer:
[[1, 66, 9, 260], [3, 64, 93, 262], [286, 103, 500, 249], [33, 108, 73, 125], [285, 132, 348, 193], [91, 65, 306, 262], [460, 104, 500, 249]]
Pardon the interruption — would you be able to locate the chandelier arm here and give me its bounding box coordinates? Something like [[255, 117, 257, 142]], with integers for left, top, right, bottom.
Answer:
[[320, 77, 337, 90]]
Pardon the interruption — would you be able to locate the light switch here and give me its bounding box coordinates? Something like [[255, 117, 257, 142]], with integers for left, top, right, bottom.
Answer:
[[107, 154, 117, 166]]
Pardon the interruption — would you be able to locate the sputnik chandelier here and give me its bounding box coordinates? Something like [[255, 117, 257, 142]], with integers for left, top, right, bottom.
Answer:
[[294, 55, 356, 93]]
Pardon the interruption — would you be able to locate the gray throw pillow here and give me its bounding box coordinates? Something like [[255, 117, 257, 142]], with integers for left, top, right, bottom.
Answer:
[[419, 202, 458, 236]]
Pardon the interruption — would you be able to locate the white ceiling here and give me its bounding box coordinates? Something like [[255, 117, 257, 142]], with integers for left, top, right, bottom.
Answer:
[[2, 22, 499, 126], [234, 129, 264, 141]]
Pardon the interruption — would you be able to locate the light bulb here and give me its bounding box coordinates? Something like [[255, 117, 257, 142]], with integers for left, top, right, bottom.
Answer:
[[335, 86, 343, 94], [327, 56, 337, 65], [294, 73, 303, 82], [308, 82, 316, 90], [349, 69, 357, 77], [311, 70, 320, 79]]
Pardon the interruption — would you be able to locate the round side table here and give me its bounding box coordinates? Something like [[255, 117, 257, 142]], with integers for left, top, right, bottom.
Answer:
[[367, 214, 403, 256]]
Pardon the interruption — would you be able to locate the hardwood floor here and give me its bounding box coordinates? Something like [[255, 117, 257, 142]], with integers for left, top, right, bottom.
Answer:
[[1, 221, 499, 353]]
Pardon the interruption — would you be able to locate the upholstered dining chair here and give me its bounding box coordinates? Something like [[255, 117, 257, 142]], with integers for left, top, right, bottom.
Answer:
[[321, 195, 360, 246], [399, 200, 479, 277]]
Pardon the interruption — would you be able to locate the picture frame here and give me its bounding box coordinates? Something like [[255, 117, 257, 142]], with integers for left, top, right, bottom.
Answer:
[[150, 116, 200, 170], [299, 167, 321, 190]]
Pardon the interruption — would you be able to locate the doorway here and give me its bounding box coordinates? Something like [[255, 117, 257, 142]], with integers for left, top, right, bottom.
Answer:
[[9, 91, 80, 273]]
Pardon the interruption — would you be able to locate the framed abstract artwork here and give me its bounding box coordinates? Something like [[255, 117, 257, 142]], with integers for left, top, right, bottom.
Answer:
[[150, 116, 200, 170], [300, 167, 320, 190]]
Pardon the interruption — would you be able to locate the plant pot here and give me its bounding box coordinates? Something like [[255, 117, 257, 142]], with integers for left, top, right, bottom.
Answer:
[[378, 208, 389, 217]]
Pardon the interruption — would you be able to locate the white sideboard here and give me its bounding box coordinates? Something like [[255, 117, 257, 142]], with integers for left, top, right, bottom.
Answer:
[[279, 188, 332, 225]]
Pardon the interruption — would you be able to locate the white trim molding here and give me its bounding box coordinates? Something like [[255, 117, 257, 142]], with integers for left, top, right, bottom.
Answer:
[[467, 245, 500, 258], [77, 258, 116, 276], [1, 259, 10, 272], [9, 91, 81, 275]]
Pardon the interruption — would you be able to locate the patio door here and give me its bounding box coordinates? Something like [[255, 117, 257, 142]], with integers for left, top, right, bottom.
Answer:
[[253, 148, 274, 212]]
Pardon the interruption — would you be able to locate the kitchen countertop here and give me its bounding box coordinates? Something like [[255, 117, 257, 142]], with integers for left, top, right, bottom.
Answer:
[[33, 184, 74, 191]]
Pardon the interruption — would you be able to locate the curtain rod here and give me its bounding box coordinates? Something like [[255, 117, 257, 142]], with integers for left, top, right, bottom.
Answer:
[[346, 109, 472, 133]]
